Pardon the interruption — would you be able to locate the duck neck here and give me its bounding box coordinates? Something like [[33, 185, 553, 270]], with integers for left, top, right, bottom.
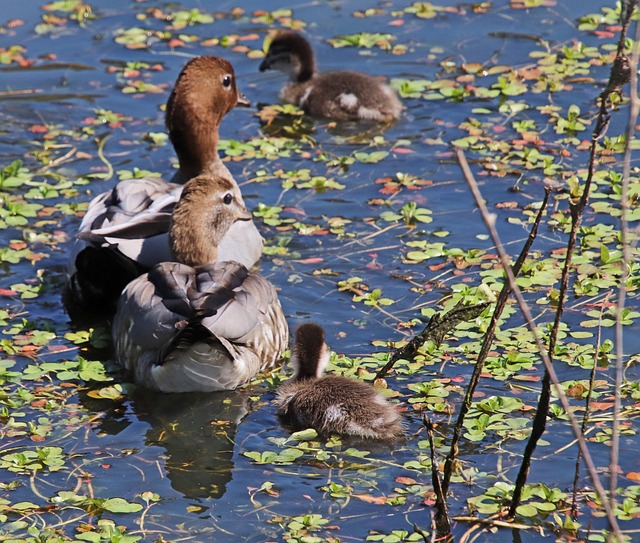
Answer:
[[169, 196, 219, 267], [295, 54, 315, 84], [170, 121, 229, 184]]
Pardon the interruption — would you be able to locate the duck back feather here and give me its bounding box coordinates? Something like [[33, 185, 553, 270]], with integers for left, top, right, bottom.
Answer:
[[114, 260, 287, 392]]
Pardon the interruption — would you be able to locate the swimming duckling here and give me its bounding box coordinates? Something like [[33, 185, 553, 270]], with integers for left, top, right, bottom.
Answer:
[[112, 174, 288, 393], [274, 323, 403, 440], [67, 56, 262, 314], [259, 31, 402, 122]]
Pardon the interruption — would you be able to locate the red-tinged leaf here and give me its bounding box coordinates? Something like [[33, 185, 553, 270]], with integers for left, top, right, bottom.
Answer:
[[8, 19, 24, 28], [27, 253, 47, 263], [450, 376, 465, 383], [231, 45, 250, 54], [238, 33, 260, 41], [379, 185, 400, 195], [353, 494, 387, 505], [298, 257, 324, 264], [495, 201, 518, 209], [31, 435, 46, 443], [423, 497, 436, 506], [9, 241, 27, 250], [457, 75, 475, 85], [389, 19, 404, 26], [101, 464, 111, 469], [513, 374, 541, 382], [626, 472, 640, 482], [427, 262, 447, 271], [29, 125, 49, 134], [395, 476, 417, 485], [593, 30, 615, 38], [393, 147, 413, 154], [168, 38, 185, 48], [47, 345, 70, 353], [590, 402, 615, 411]]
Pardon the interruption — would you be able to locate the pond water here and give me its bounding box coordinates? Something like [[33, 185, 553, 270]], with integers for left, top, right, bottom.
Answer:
[[0, 1, 639, 542]]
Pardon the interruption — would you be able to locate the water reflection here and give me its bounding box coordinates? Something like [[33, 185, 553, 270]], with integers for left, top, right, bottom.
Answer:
[[85, 387, 249, 500]]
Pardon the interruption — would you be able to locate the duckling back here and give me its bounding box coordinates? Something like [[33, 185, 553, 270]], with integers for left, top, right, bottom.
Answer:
[[260, 31, 402, 122], [275, 375, 403, 440], [274, 323, 403, 440]]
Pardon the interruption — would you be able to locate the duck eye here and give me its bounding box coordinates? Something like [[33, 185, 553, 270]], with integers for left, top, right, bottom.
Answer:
[[222, 75, 232, 88], [223, 193, 233, 205]]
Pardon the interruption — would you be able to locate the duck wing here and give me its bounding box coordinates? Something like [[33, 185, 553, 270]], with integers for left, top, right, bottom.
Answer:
[[66, 178, 182, 312], [68, 176, 264, 314], [113, 260, 288, 392]]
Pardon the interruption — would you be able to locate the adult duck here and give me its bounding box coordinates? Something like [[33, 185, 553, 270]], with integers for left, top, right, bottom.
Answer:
[[259, 31, 402, 122], [67, 56, 262, 313], [274, 323, 403, 440], [112, 174, 288, 393]]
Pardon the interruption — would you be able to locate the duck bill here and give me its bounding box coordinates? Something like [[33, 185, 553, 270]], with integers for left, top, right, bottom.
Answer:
[[237, 206, 253, 221], [258, 58, 271, 72], [236, 91, 251, 107]]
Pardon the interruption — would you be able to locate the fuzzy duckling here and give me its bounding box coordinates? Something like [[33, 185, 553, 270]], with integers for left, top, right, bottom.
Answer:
[[112, 174, 288, 393], [274, 323, 403, 440], [67, 56, 262, 314], [259, 31, 402, 122]]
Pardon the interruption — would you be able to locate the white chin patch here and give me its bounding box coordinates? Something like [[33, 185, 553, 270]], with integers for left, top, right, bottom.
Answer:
[[299, 86, 313, 106]]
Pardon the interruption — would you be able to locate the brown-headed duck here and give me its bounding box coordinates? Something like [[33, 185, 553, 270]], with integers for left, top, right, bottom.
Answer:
[[67, 56, 262, 313], [112, 174, 288, 393]]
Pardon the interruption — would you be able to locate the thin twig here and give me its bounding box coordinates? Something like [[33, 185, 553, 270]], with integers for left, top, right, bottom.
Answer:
[[423, 415, 451, 538], [441, 187, 550, 495], [507, 0, 638, 526], [611, 6, 640, 516], [457, 148, 623, 539], [572, 292, 612, 518], [375, 302, 489, 379]]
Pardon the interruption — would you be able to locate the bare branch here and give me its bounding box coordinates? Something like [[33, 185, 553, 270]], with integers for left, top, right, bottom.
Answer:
[[457, 148, 623, 539]]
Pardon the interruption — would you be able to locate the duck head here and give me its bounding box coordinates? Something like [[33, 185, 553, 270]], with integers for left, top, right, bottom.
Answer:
[[166, 56, 250, 181], [290, 323, 331, 380], [259, 31, 316, 83], [169, 175, 252, 267]]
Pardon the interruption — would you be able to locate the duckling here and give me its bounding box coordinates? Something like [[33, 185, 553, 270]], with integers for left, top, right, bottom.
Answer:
[[67, 55, 263, 314], [274, 323, 403, 440], [259, 31, 402, 122], [112, 174, 289, 393]]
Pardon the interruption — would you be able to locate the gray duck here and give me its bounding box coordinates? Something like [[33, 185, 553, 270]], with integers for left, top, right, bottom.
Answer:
[[112, 174, 288, 393]]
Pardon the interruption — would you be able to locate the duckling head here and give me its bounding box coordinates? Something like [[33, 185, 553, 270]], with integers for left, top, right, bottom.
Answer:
[[259, 31, 316, 83], [169, 175, 252, 267], [290, 323, 331, 380]]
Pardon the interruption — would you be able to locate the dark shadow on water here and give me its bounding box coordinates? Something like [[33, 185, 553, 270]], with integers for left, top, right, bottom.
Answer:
[[81, 386, 250, 500], [134, 389, 249, 499]]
